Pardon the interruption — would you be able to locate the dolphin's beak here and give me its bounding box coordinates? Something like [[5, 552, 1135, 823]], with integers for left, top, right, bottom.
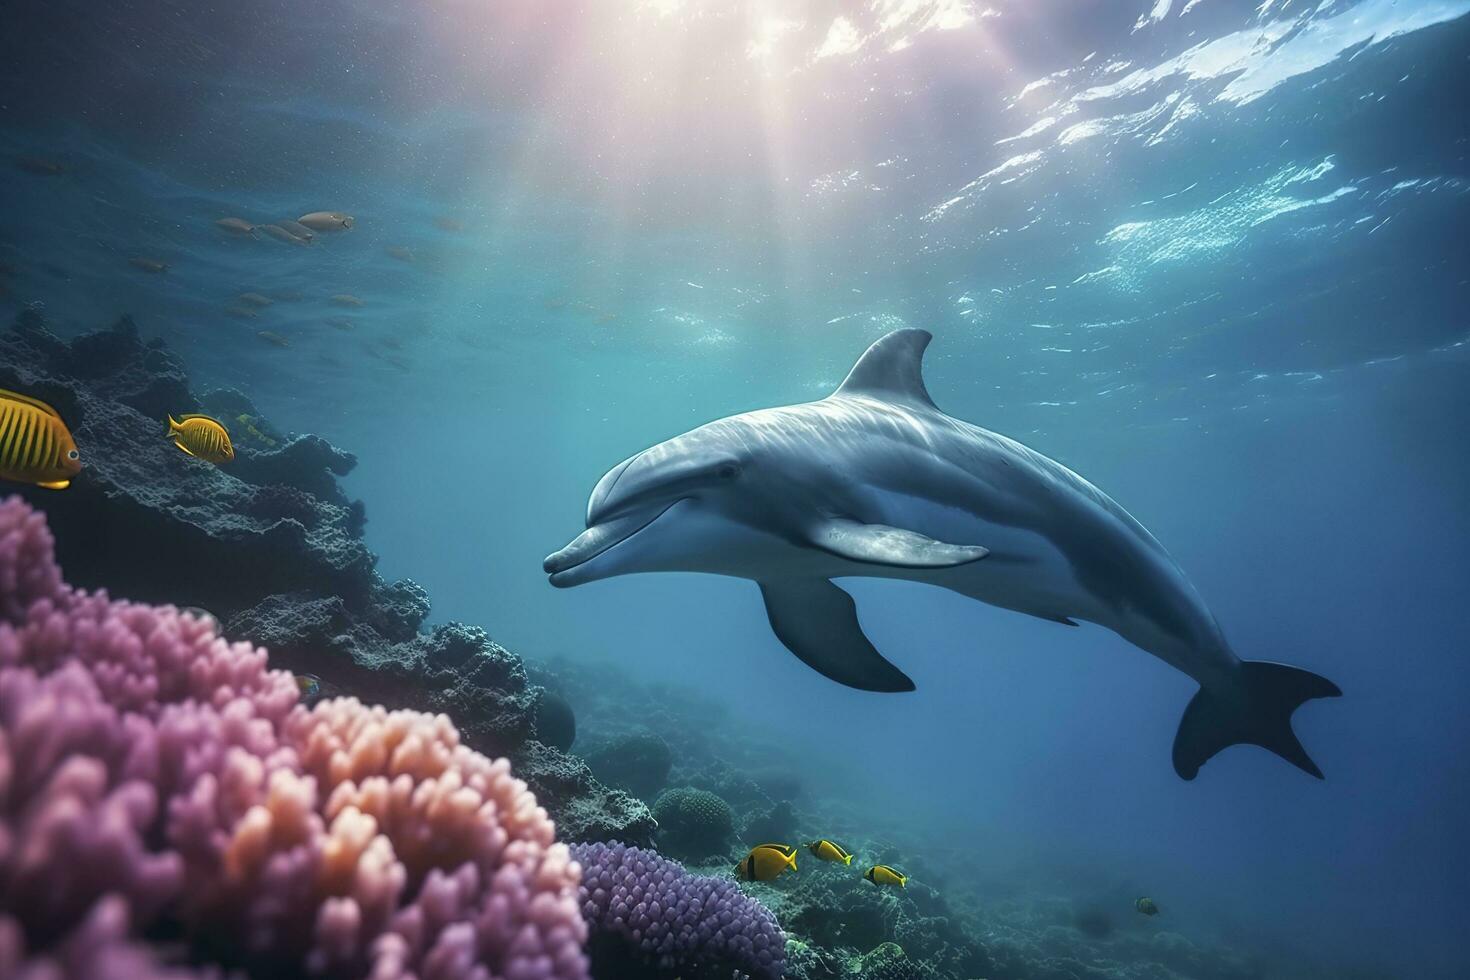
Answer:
[[543, 502, 678, 587]]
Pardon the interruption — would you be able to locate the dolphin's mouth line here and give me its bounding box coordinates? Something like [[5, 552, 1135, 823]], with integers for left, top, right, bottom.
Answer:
[[587, 448, 646, 526], [545, 499, 683, 584]]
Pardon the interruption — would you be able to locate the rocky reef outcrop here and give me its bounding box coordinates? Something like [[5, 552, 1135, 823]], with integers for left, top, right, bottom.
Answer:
[[584, 730, 674, 799], [0, 308, 371, 614], [0, 306, 653, 848], [534, 688, 578, 750]]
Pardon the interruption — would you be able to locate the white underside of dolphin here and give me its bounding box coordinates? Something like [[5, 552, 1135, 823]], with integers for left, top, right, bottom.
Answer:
[[545, 329, 1341, 780]]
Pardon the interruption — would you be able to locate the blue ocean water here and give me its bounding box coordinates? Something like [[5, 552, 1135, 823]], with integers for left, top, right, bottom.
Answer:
[[2, 1, 1467, 977]]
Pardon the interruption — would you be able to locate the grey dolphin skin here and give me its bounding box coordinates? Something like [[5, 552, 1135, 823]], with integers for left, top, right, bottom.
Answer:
[[545, 329, 1341, 780]]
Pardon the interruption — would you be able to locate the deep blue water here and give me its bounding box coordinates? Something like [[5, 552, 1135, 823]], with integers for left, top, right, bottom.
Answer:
[[3, 1, 1468, 976]]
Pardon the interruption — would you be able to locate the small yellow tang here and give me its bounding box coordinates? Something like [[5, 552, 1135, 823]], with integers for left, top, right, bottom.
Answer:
[[864, 865, 906, 888], [806, 840, 853, 865], [0, 388, 81, 489], [734, 844, 798, 882], [296, 673, 324, 706], [168, 414, 234, 463]]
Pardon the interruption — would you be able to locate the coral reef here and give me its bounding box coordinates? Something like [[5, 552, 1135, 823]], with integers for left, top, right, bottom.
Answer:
[[529, 650, 1376, 980], [570, 841, 785, 980], [0, 307, 653, 848], [0, 495, 588, 977], [583, 730, 672, 800], [651, 787, 735, 861]]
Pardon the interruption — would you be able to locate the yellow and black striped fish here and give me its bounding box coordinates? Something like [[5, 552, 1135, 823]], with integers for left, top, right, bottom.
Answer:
[[806, 840, 853, 865], [734, 844, 798, 882], [864, 865, 906, 888], [167, 414, 234, 463], [0, 388, 81, 490]]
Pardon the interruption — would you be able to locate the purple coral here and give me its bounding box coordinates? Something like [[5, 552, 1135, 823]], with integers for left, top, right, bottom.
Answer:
[[0, 495, 588, 979], [570, 841, 785, 980]]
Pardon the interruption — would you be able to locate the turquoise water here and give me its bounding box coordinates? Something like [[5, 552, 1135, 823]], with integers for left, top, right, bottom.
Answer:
[[3, 1, 1468, 977]]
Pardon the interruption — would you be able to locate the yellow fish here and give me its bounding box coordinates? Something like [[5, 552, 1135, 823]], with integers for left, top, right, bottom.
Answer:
[[167, 414, 234, 463], [806, 840, 853, 865], [864, 865, 906, 888], [234, 414, 277, 448], [1135, 897, 1160, 916], [734, 844, 798, 882], [296, 673, 324, 706], [0, 388, 81, 489]]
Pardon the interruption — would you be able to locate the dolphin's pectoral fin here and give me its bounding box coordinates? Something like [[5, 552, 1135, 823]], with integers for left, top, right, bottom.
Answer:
[[807, 519, 989, 569], [758, 579, 916, 693]]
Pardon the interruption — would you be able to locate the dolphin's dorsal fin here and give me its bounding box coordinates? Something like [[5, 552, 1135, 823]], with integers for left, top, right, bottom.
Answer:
[[833, 328, 936, 409]]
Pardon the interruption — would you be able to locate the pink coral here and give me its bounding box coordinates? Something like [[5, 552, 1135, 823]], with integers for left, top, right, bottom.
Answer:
[[0, 495, 588, 979]]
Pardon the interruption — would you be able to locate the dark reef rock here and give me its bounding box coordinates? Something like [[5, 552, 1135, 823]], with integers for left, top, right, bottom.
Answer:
[[781, 939, 846, 980], [12, 309, 196, 421], [751, 768, 804, 803], [652, 787, 735, 861], [1073, 903, 1114, 940], [584, 730, 673, 799], [226, 593, 541, 754], [742, 799, 799, 845], [228, 433, 358, 503], [532, 688, 577, 750], [366, 576, 432, 642], [0, 307, 653, 847], [511, 742, 656, 846], [683, 758, 774, 809]]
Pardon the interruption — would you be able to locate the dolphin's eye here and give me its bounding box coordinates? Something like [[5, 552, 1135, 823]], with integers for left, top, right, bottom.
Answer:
[[717, 463, 739, 480]]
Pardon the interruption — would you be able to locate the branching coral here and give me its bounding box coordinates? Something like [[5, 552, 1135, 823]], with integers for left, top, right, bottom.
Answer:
[[570, 841, 785, 980], [0, 495, 588, 979]]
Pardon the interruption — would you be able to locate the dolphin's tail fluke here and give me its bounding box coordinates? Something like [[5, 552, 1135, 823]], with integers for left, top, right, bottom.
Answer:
[[1173, 661, 1341, 780]]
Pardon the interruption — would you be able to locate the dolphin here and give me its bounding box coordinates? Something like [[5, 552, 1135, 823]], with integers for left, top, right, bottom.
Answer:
[[545, 328, 1341, 780]]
